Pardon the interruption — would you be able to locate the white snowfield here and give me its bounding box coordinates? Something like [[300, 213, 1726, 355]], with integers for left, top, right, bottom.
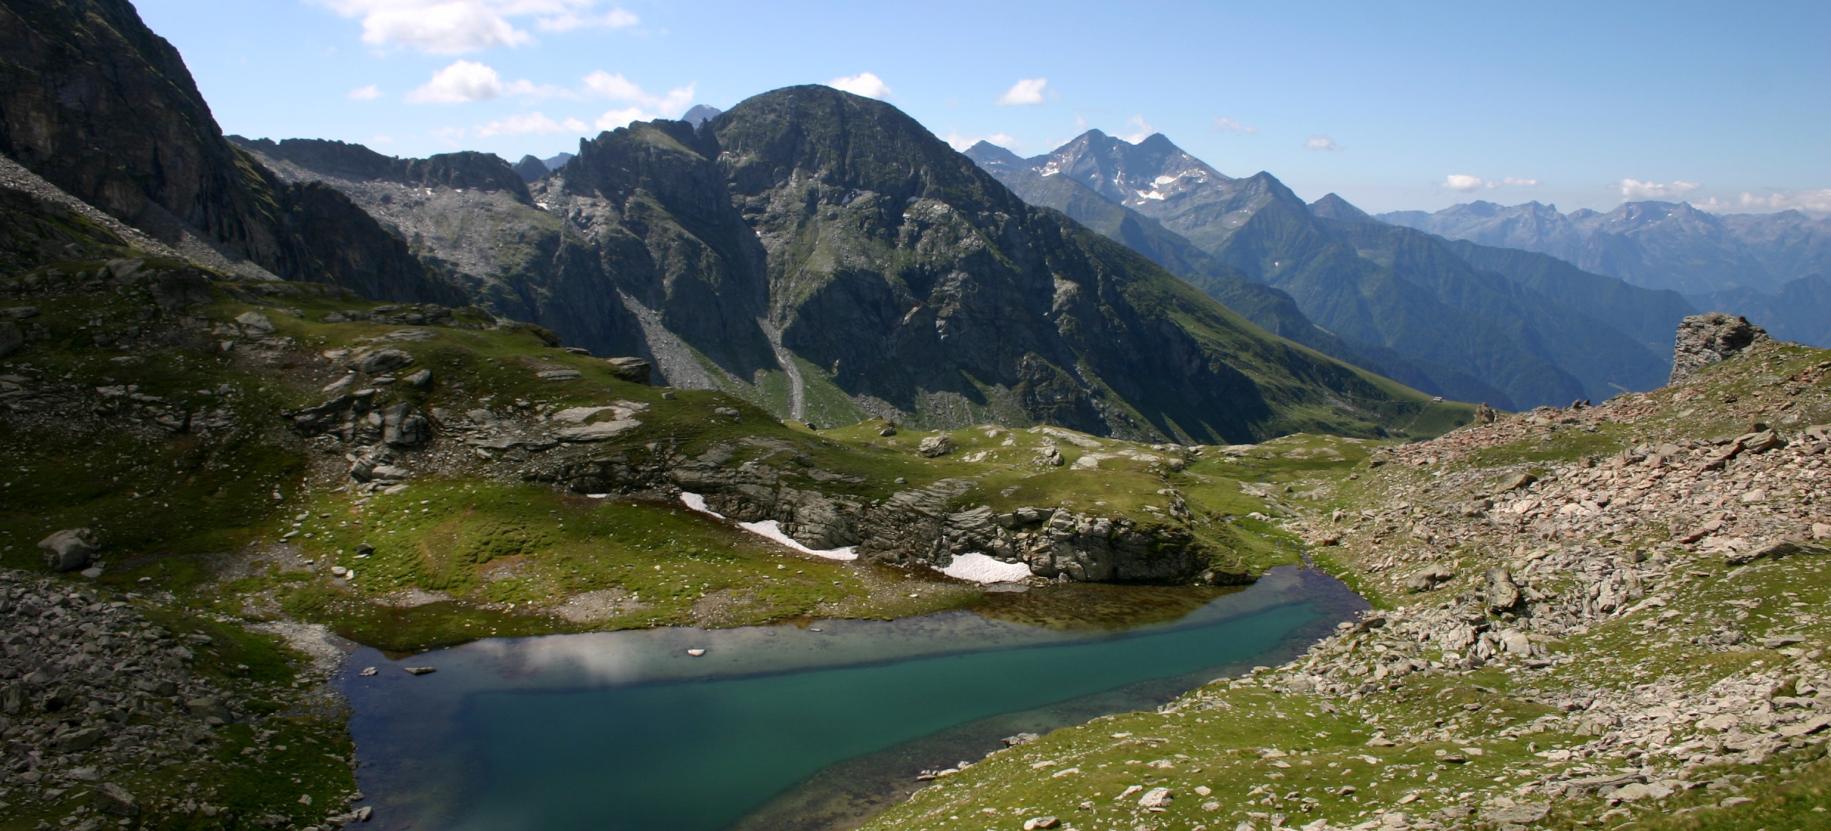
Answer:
[[677, 493, 858, 561], [941, 552, 1034, 584]]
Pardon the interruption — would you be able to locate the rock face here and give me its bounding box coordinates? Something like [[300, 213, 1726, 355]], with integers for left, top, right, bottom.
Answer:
[[1670, 312, 1770, 382], [604, 357, 652, 385], [0, 0, 460, 303]]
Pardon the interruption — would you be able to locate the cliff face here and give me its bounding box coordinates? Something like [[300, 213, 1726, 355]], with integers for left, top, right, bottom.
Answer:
[[0, 0, 460, 303]]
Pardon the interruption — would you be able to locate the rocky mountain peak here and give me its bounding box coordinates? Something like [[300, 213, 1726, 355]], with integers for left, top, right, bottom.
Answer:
[[1308, 192, 1370, 222], [681, 104, 723, 126], [513, 154, 548, 182]]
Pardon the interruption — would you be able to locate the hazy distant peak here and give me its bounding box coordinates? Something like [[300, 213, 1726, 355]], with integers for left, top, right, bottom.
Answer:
[[1310, 192, 1370, 222], [680, 104, 722, 126]]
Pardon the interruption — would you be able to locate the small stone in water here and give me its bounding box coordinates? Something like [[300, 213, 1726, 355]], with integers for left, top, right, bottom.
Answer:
[[687, 648, 707, 657]]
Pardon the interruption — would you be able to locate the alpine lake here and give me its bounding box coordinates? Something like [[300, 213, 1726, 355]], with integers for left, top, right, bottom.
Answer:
[[339, 566, 1365, 830]]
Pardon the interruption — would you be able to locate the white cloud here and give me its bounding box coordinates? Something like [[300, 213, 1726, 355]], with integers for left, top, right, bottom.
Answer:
[[407, 60, 561, 103], [943, 131, 1018, 152], [477, 111, 589, 137], [581, 72, 695, 127], [827, 72, 892, 100], [1619, 178, 1700, 201], [1120, 115, 1154, 144], [318, 1, 636, 54], [1695, 188, 1831, 215], [595, 107, 656, 130], [1213, 116, 1258, 135], [347, 84, 383, 101], [536, 7, 637, 32], [431, 125, 468, 147], [998, 78, 1048, 106], [1304, 135, 1341, 152], [1442, 174, 1540, 191], [1444, 174, 1486, 192]]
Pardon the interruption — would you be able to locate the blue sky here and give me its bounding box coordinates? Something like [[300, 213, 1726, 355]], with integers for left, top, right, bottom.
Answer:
[[137, 0, 1830, 213]]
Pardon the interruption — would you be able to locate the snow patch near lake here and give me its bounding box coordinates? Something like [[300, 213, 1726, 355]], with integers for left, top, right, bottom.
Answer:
[[678, 493, 858, 561], [942, 552, 1033, 584]]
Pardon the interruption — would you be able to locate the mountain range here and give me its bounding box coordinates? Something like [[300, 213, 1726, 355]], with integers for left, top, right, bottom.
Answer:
[[968, 133, 1697, 410], [1381, 200, 1831, 346], [236, 90, 1466, 443], [9, 0, 1785, 440], [0, 0, 1467, 445]]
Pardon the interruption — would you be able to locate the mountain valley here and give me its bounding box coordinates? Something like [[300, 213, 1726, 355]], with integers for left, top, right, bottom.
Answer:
[[0, 1, 1826, 830]]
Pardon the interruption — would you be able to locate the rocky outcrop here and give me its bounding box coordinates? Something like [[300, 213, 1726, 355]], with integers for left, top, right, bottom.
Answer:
[[0, 0, 460, 303], [522, 441, 1219, 584], [1670, 312, 1770, 383]]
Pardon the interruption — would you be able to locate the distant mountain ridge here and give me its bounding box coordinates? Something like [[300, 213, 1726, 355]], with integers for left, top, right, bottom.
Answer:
[[1379, 199, 1831, 346], [234, 87, 1463, 442], [971, 131, 1695, 409]]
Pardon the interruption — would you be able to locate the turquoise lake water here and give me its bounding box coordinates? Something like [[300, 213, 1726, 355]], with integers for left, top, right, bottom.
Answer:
[[339, 566, 1363, 830]]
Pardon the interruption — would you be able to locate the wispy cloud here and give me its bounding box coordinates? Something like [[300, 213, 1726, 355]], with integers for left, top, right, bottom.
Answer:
[[998, 78, 1048, 106], [1304, 135, 1341, 152], [1694, 188, 1831, 214], [1213, 116, 1258, 135], [826, 72, 891, 100], [347, 83, 383, 101], [317, 0, 638, 54], [1121, 115, 1154, 144], [407, 60, 562, 103], [1444, 174, 1485, 192], [1618, 178, 1700, 201], [582, 72, 695, 128], [536, 7, 637, 32], [477, 112, 588, 137], [1443, 174, 1539, 191]]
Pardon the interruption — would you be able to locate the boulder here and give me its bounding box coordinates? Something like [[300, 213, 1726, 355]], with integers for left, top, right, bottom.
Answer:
[[1138, 787, 1173, 809], [604, 357, 652, 385], [233, 310, 275, 335], [357, 348, 415, 375], [38, 528, 97, 572], [918, 435, 955, 458], [1404, 564, 1455, 593], [381, 403, 431, 447], [1670, 312, 1769, 383], [92, 783, 138, 816], [1485, 567, 1523, 613]]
